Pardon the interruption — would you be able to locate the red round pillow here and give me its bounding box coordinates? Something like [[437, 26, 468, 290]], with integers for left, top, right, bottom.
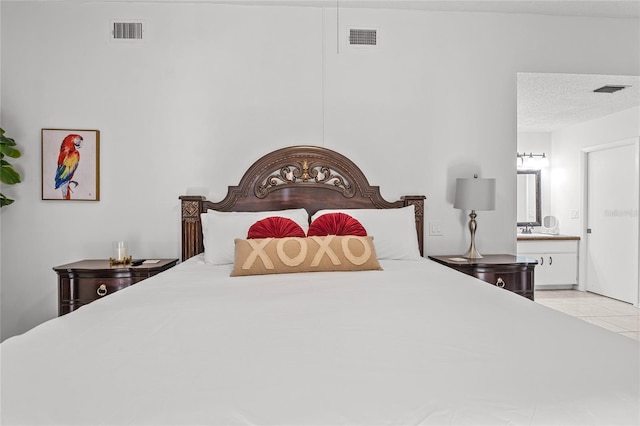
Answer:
[[247, 216, 306, 239], [307, 213, 367, 237]]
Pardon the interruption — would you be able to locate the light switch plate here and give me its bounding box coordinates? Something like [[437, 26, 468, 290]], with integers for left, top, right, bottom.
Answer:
[[429, 222, 443, 236]]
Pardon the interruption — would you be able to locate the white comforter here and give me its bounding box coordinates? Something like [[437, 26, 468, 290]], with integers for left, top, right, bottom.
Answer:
[[1, 257, 638, 425]]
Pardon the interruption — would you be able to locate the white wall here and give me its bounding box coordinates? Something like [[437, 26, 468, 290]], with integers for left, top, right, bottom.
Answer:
[[550, 106, 640, 297], [1, 1, 639, 340], [551, 106, 640, 235]]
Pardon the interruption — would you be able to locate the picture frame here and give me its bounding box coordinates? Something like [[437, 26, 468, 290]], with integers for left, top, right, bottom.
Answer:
[[42, 128, 100, 201]]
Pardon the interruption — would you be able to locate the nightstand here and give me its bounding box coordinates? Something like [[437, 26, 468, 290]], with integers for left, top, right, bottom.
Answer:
[[53, 259, 179, 316], [428, 254, 537, 300]]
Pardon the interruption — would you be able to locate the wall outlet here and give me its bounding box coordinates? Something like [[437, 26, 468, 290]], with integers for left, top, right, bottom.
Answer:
[[570, 209, 579, 219], [429, 221, 443, 236]]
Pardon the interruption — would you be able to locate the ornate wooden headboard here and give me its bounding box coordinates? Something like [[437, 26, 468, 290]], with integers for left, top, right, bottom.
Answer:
[[180, 145, 425, 261]]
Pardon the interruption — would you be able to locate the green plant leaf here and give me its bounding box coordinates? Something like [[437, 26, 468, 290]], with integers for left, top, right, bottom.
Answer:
[[0, 135, 16, 146], [0, 129, 21, 207], [0, 144, 21, 158], [0, 128, 16, 145], [0, 164, 21, 185], [1, 193, 15, 207]]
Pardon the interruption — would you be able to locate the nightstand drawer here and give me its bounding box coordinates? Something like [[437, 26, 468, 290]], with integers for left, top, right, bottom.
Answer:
[[470, 269, 532, 293], [428, 255, 537, 300], [54, 259, 179, 315], [74, 277, 143, 302]]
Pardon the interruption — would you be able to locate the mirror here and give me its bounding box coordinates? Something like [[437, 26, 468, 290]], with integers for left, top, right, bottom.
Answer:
[[542, 215, 559, 234], [517, 170, 541, 226]]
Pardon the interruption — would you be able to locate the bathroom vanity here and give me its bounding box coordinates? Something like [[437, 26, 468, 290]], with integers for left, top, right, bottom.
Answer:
[[516, 234, 580, 289]]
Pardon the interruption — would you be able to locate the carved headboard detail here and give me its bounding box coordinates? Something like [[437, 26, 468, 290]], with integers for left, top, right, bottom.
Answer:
[[180, 145, 425, 261], [257, 158, 354, 198]]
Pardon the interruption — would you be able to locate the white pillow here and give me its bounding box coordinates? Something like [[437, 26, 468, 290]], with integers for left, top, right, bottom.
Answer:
[[202, 208, 309, 265], [311, 205, 421, 260]]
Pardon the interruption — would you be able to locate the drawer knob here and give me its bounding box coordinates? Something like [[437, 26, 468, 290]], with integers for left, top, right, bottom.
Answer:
[[97, 284, 108, 297], [496, 277, 506, 288]]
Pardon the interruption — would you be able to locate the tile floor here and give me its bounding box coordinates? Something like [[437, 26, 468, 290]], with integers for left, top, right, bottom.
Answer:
[[535, 289, 640, 341]]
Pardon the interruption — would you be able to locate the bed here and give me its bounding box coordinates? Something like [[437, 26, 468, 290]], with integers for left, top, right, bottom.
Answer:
[[1, 145, 638, 425]]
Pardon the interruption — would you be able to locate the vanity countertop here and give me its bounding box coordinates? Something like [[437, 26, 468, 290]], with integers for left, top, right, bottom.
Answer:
[[517, 234, 580, 241]]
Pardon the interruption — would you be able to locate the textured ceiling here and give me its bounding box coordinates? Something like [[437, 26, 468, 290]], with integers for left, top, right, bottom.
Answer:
[[518, 73, 640, 133]]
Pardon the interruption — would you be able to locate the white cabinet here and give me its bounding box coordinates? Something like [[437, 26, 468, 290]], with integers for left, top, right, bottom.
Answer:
[[516, 239, 579, 289]]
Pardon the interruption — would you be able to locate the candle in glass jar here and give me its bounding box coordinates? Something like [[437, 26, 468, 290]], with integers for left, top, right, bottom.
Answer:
[[114, 241, 128, 260]]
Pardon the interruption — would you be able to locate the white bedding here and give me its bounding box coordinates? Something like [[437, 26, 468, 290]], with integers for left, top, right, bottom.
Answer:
[[1, 256, 638, 425]]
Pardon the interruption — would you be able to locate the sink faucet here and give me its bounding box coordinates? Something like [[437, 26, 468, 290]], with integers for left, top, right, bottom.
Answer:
[[520, 223, 534, 234]]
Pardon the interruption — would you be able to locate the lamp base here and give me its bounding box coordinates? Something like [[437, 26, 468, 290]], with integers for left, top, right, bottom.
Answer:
[[462, 209, 483, 259], [462, 246, 483, 259]]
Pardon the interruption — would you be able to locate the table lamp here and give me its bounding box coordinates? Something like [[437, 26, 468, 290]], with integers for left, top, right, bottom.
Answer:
[[454, 174, 496, 259]]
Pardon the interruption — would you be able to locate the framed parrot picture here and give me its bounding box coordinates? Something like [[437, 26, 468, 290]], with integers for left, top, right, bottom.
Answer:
[[42, 129, 100, 201]]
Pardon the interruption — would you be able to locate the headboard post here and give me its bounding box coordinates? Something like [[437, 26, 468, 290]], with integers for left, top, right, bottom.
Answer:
[[402, 195, 426, 257], [180, 195, 206, 261]]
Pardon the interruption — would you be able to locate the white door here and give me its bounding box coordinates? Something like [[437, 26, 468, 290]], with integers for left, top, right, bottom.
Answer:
[[586, 142, 639, 304]]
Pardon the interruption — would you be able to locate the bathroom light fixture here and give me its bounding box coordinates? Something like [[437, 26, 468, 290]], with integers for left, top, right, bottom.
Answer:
[[454, 174, 496, 259], [517, 152, 548, 169]]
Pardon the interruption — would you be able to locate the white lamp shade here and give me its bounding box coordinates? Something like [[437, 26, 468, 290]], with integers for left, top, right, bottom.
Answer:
[[454, 177, 496, 211]]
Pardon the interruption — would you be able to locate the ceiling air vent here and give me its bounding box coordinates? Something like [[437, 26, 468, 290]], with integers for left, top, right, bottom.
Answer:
[[112, 21, 143, 40], [349, 29, 377, 46], [593, 85, 629, 94]]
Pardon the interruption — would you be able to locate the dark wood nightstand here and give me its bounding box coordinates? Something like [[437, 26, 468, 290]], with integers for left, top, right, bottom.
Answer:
[[428, 254, 537, 300], [53, 259, 179, 316]]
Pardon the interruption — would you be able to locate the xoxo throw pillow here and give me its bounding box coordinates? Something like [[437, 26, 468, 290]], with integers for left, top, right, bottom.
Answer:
[[230, 235, 382, 277]]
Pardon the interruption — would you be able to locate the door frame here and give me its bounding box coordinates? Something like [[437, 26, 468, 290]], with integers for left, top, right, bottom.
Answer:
[[580, 137, 640, 307]]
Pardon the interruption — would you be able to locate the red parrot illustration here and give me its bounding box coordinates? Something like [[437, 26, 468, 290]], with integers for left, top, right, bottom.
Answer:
[[55, 134, 83, 200]]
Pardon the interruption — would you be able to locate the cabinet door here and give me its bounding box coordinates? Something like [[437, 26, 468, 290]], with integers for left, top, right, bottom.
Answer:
[[520, 252, 577, 286], [546, 253, 577, 285]]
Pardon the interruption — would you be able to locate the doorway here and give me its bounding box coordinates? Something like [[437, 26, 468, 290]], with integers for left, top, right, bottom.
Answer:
[[584, 138, 639, 305]]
